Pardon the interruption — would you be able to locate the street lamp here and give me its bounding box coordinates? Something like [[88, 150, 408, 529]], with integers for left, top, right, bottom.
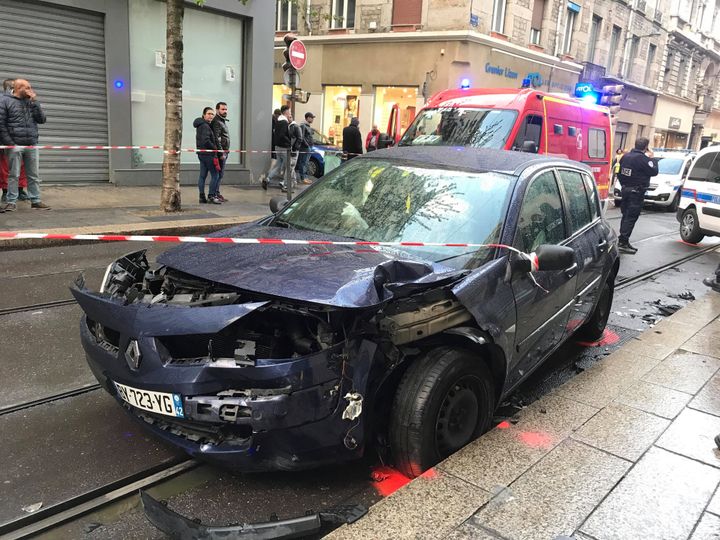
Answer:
[[620, 31, 661, 79]]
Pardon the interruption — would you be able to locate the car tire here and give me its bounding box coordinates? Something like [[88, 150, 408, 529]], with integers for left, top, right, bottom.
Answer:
[[667, 191, 680, 212], [307, 158, 321, 179], [577, 279, 613, 342], [613, 199, 621, 208], [680, 208, 704, 244], [389, 347, 494, 478]]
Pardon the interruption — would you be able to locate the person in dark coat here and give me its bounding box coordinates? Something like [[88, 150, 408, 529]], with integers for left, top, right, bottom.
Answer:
[[0, 78, 28, 204], [211, 101, 230, 202], [342, 117, 363, 160], [616, 137, 659, 254], [194, 107, 222, 204], [0, 78, 49, 211]]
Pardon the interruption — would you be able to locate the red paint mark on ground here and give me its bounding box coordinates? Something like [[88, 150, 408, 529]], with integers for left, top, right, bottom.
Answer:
[[576, 328, 620, 347], [677, 239, 704, 248], [497, 420, 511, 429], [518, 431, 554, 449], [370, 466, 411, 497], [420, 467, 440, 479]]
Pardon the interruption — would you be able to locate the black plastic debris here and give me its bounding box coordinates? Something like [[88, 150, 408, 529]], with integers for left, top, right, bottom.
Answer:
[[650, 299, 682, 316], [140, 490, 367, 540], [669, 291, 695, 301]]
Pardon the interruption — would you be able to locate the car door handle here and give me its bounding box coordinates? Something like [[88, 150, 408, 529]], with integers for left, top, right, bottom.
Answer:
[[565, 263, 578, 278], [597, 239, 608, 252]]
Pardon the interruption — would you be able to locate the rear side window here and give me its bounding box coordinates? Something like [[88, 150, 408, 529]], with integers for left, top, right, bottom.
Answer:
[[515, 171, 566, 252], [559, 169, 593, 233], [582, 173, 601, 219], [709, 154, 720, 183], [588, 128, 607, 158], [512, 115, 543, 152], [688, 153, 718, 183]]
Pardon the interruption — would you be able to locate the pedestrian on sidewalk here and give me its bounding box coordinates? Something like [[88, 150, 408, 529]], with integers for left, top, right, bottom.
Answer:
[[261, 108, 282, 190], [365, 124, 380, 152], [281, 112, 303, 192], [616, 137, 658, 254], [0, 78, 50, 212], [267, 105, 294, 188], [193, 107, 222, 205], [295, 112, 315, 184], [211, 101, 230, 202], [0, 78, 29, 204], [342, 117, 363, 161]]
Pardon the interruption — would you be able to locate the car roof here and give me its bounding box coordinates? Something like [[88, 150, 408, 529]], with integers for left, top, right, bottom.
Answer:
[[358, 146, 592, 177]]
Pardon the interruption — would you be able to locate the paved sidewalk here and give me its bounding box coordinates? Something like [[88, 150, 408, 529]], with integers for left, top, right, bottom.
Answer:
[[0, 184, 294, 249], [328, 293, 720, 540]]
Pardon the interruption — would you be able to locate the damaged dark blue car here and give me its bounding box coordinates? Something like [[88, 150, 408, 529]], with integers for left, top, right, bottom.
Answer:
[[72, 148, 618, 478]]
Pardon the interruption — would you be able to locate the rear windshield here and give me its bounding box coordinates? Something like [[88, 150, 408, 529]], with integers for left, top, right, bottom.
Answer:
[[657, 157, 684, 175], [399, 108, 517, 149]]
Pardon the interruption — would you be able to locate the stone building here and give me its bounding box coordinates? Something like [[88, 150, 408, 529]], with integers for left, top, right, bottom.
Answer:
[[273, 0, 720, 150]]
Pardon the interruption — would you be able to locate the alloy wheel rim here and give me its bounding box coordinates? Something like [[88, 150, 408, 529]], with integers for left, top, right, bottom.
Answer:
[[681, 213, 694, 237]]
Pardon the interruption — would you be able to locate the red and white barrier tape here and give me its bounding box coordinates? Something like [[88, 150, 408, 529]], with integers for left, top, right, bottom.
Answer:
[[0, 145, 351, 155]]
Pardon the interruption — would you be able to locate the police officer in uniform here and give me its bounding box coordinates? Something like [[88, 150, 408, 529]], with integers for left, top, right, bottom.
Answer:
[[617, 137, 659, 254]]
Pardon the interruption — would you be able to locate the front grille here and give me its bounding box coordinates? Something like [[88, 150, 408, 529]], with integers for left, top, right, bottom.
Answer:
[[86, 317, 120, 351]]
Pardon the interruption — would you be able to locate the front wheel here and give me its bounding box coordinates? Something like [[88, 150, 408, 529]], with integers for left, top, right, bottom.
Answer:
[[680, 208, 704, 244], [667, 191, 680, 212], [390, 347, 494, 478], [577, 280, 613, 341], [306, 158, 321, 179]]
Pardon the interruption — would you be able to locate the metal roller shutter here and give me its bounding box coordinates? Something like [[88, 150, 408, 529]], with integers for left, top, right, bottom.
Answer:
[[0, 0, 109, 183]]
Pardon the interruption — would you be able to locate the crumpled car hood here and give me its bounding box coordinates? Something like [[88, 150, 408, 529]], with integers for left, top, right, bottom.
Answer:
[[156, 223, 464, 308]]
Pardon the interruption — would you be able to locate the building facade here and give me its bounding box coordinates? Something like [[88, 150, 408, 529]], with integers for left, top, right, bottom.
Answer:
[[274, 0, 720, 151], [0, 0, 274, 185]]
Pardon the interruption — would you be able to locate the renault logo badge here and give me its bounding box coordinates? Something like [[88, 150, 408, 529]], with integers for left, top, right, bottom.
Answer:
[[125, 340, 141, 370]]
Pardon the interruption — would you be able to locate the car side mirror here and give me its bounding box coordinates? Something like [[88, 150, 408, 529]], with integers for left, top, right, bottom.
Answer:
[[269, 196, 288, 214], [534, 244, 575, 271], [377, 133, 394, 149], [521, 140, 538, 153]]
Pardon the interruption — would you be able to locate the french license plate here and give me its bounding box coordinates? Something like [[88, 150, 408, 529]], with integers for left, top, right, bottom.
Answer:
[[114, 381, 184, 418]]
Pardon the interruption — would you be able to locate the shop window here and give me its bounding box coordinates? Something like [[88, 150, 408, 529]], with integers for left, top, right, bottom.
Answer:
[[323, 86, 361, 146], [374, 87, 418, 133], [588, 128, 607, 158], [276, 0, 298, 32], [392, 0, 422, 26], [129, 0, 242, 165], [332, 0, 356, 29], [273, 84, 292, 112], [492, 0, 506, 34]]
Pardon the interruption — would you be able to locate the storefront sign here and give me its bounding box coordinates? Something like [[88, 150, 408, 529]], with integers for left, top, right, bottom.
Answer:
[[485, 63, 519, 80], [669, 116, 682, 130]]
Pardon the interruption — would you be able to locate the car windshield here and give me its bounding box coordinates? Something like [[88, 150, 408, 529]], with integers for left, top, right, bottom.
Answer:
[[657, 157, 684, 175], [273, 158, 514, 269], [399, 108, 517, 149]]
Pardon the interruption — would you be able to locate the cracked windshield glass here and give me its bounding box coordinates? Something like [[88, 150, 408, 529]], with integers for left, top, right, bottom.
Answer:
[[274, 159, 513, 269]]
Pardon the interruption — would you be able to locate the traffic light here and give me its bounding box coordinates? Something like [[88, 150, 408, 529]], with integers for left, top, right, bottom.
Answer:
[[600, 84, 624, 116], [282, 33, 297, 73]]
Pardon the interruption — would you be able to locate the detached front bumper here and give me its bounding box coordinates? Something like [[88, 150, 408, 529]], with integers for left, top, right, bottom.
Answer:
[[73, 285, 377, 472]]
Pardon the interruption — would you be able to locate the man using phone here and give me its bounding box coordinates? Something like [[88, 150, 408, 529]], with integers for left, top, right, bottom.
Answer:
[[0, 78, 50, 211]]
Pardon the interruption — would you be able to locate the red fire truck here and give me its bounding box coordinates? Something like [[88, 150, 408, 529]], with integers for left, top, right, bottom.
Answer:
[[386, 87, 615, 200]]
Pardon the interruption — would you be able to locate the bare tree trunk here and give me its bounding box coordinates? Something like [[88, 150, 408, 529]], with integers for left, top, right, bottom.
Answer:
[[161, 0, 184, 212]]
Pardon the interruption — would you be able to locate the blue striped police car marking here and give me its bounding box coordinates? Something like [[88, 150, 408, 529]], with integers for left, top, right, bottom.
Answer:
[[681, 189, 720, 204]]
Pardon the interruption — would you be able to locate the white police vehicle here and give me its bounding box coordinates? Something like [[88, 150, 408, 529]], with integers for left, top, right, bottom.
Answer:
[[613, 150, 694, 211], [677, 145, 720, 243]]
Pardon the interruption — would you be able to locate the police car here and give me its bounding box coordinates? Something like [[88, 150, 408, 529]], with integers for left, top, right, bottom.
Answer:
[[613, 150, 695, 211], [677, 145, 720, 243]]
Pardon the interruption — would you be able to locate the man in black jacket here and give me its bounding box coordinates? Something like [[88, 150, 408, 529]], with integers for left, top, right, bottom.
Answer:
[[0, 78, 50, 211], [342, 117, 363, 160], [211, 101, 230, 202], [617, 137, 658, 254]]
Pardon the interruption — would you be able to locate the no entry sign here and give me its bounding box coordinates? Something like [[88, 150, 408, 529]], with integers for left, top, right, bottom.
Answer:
[[288, 39, 307, 70]]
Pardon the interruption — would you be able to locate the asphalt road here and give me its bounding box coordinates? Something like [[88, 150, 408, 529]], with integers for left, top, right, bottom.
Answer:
[[0, 206, 718, 539]]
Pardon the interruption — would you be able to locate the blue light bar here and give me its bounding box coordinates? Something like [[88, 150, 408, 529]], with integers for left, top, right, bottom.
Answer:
[[460, 78, 471, 89]]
